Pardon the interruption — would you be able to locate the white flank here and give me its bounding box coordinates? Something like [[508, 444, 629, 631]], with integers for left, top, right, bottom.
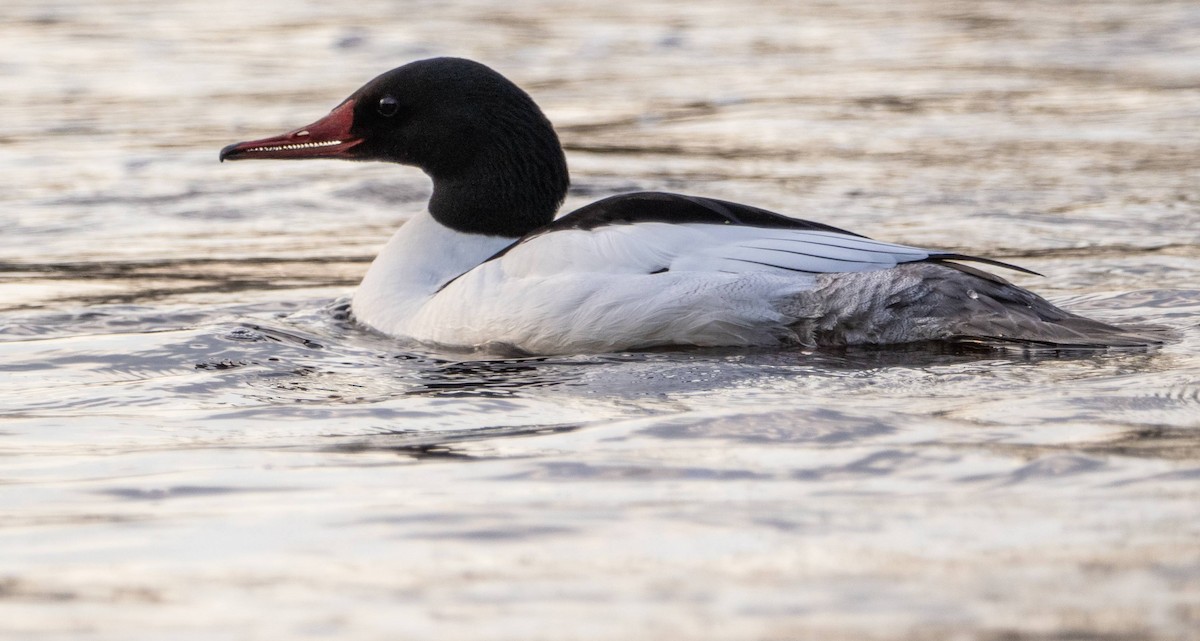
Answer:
[[351, 212, 939, 354]]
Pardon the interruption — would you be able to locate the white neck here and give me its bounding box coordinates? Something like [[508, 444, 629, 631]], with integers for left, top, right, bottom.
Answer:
[[351, 210, 517, 338]]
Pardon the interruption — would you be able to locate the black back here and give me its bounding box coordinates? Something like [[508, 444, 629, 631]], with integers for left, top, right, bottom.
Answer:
[[527, 191, 866, 239]]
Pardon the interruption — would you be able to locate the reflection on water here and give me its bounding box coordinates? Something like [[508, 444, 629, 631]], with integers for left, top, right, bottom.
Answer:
[[2, 0, 1200, 639]]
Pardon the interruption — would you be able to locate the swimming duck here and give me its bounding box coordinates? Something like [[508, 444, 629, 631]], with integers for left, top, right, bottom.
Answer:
[[220, 57, 1160, 354]]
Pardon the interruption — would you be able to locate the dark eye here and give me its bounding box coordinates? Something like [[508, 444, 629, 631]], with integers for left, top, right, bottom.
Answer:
[[377, 95, 399, 117]]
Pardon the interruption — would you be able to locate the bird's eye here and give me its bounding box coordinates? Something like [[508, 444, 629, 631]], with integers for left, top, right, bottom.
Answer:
[[377, 95, 399, 117]]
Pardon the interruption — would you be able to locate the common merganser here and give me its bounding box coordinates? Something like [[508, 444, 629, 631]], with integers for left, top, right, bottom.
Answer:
[[220, 57, 1162, 355]]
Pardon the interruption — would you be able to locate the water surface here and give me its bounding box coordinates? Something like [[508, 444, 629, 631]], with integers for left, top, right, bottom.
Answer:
[[2, 1, 1199, 639]]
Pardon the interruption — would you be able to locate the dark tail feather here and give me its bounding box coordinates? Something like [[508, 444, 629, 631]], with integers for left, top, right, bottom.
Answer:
[[951, 315, 1174, 350], [922, 261, 1171, 348], [926, 252, 1043, 277], [797, 264, 1173, 350], [936, 269, 1171, 349]]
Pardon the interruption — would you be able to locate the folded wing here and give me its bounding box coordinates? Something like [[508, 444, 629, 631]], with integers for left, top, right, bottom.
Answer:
[[485, 191, 1033, 278]]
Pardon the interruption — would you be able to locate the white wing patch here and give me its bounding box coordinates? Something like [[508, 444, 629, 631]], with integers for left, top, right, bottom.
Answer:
[[495, 222, 933, 278], [671, 227, 931, 275]]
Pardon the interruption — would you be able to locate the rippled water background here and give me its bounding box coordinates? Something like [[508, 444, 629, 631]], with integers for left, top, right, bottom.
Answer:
[[3, 1, 1200, 639]]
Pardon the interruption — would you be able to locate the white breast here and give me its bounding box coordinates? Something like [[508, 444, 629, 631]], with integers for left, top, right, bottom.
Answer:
[[351, 211, 517, 340]]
